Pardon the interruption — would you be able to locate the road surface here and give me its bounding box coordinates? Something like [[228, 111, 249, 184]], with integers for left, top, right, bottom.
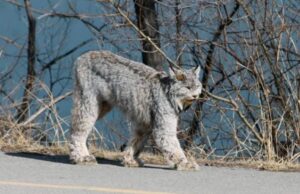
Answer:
[[0, 152, 299, 194]]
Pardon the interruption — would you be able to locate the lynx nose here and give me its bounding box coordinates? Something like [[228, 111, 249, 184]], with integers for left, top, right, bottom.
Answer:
[[192, 95, 198, 99]]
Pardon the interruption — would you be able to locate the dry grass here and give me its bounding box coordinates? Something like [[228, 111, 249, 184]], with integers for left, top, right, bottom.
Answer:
[[1, 135, 300, 172], [1, 114, 300, 172], [197, 158, 300, 172]]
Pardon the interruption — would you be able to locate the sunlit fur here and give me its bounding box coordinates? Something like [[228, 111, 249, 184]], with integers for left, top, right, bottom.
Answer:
[[69, 51, 202, 170]]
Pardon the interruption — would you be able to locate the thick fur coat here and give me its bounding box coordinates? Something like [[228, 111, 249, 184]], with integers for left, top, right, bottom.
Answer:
[[69, 51, 202, 170]]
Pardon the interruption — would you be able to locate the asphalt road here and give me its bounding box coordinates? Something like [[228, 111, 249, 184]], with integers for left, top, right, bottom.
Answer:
[[0, 152, 299, 194]]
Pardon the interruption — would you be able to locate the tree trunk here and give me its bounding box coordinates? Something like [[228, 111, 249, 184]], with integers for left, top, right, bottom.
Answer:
[[175, 0, 182, 66], [17, 0, 36, 123], [134, 0, 163, 70]]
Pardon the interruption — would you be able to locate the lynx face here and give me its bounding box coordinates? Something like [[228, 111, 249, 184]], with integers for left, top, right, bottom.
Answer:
[[168, 66, 202, 112]]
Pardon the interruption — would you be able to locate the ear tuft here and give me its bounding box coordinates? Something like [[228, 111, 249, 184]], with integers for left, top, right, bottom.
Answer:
[[168, 66, 187, 81], [193, 65, 201, 77]]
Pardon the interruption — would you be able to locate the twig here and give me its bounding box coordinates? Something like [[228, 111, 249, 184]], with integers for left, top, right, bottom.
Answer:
[[202, 89, 264, 143], [19, 92, 72, 126], [41, 39, 93, 71], [203, 89, 238, 110], [109, 0, 181, 69]]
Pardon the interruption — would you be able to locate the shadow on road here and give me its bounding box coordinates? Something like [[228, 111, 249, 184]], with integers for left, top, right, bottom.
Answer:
[[5, 152, 173, 170], [5, 152, 123, 167]]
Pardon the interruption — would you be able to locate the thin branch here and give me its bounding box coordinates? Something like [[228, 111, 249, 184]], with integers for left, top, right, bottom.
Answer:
[[41, 38, 93, 71], [19, 92, 72, 126], [110, 0, 181, 69]]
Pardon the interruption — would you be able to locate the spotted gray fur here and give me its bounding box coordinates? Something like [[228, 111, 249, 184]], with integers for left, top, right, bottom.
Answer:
[[69, 51, 202, 170]]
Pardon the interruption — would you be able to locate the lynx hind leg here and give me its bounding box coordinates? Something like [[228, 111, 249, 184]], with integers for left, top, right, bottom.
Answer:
[[69, 90, 99, 165], [152, 120, 199, 171], [175, 156, 199, 171], [122, 129, 150, 168]]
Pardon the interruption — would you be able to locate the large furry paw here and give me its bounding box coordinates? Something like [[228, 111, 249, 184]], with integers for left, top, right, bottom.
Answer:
[[70, 155, 97, 165], [176, 160, 199, 171], [122, 157, 144, 168]]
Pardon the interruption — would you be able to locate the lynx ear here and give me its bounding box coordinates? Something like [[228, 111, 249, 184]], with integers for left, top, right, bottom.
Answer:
[[193, 65, 201, 78], [175, 72, 186, 81], [168, 67, 186, 81]]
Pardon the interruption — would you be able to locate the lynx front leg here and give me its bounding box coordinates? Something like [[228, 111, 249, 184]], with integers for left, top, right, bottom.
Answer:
[[152, 117, 199, 171], [69, 90, 98, 165]]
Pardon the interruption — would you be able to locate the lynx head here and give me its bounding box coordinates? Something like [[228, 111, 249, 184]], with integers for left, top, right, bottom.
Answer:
[[161, 66, 202, 113]]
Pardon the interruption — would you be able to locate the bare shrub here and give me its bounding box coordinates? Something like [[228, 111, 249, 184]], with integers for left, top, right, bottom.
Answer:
[[0, 0, 299, 164]]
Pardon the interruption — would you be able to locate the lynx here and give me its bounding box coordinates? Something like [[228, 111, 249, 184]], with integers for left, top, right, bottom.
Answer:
[[69, 51, 202, 170]]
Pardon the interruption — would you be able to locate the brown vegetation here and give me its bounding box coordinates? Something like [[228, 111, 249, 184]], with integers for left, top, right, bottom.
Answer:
[[0, 0, 299, 169]]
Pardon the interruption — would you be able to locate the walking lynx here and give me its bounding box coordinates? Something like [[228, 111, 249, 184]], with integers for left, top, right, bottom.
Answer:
[[69, 51, 202, 170]]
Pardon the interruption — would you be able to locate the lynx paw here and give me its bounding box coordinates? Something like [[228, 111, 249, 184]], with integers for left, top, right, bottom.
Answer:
[[122, 158, 144, 168], [176, 160, 199, 171], [70, 155, 97, 165]]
